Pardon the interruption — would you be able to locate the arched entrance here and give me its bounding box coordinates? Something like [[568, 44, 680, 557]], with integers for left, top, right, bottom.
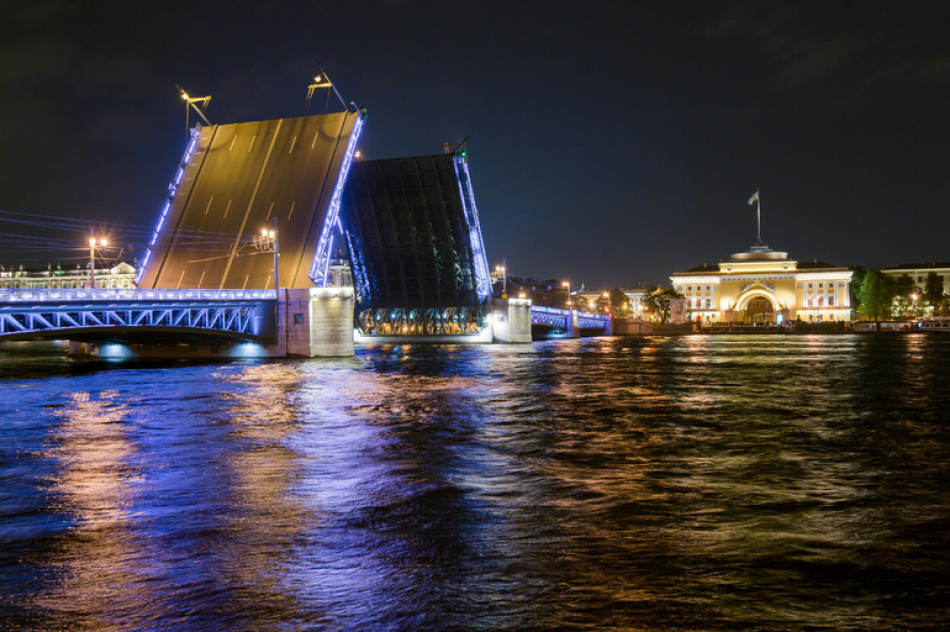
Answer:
[[735, 288, 782, 324], [746, 297, 774, 323]]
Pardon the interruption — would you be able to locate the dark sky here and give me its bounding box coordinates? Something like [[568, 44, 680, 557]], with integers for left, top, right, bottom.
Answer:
[[1, 1, 948, 288]]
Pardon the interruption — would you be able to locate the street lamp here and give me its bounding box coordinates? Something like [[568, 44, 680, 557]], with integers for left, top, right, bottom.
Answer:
[[89, 236, 107, 289], [256, 221, 280, 292], [562, 280, 571, 309], [495, 261, 507, 297], [176, 85, 211, 136], [911, 293, 918, 319]]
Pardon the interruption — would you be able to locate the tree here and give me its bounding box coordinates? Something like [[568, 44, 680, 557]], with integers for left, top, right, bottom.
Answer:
[[858, 269, 896, 321], [643, 285, 684, 325], [850, 266, 866, 314], [609, 288, 629, 317], [924, 271, 945, 316]]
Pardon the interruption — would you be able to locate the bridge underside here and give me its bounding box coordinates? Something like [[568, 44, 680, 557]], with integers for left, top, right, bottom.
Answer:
[[340, 153, 492, 337], [137, 110, 363, 291]]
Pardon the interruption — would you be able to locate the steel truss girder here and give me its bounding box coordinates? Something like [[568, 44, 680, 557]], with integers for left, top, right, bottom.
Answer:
[[0, 302, 264, 338]]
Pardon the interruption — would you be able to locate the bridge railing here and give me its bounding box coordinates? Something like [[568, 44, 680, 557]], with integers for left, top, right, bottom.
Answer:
[[0, 288, 277, 303]]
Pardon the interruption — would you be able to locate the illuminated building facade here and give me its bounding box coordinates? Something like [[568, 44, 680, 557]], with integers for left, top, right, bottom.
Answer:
[[671, 245, 853, 324], [880, 261, 950, 318], [0, 262, 137, 290], [882, 262, 950, 292]]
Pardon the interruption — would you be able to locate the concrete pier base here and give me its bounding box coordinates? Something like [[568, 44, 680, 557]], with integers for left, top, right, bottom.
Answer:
[[299, 287, 355, 357], [492, 298, 532, 343]]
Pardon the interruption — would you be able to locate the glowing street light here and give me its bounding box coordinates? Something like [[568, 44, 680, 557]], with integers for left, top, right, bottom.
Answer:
[[495, 260, 507, 297], [562, 280, 571, 309], [89, 236, 107, 289], [176, 85, 211, 136], [255, 222, 280, 292], [306, 65, 346, 113]]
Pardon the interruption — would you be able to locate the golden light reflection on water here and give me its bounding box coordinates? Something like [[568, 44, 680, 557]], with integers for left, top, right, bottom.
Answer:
[[32, 389, 147, 630]]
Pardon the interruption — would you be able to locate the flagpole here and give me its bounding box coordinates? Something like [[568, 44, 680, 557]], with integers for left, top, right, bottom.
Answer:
[[756, 193, 762, 245]]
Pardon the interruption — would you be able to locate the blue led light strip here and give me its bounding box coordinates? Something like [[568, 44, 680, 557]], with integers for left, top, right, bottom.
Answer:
[[456, 156, 492, 300], [136, 125, 202, 285], [310, 113, 364, 285]]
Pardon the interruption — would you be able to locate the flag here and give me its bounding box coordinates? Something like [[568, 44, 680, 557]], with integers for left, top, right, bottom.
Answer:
[[747, 190, 759, 205]]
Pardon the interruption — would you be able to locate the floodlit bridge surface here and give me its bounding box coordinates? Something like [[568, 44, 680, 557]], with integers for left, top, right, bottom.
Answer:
[[0, 288, 275, 343]]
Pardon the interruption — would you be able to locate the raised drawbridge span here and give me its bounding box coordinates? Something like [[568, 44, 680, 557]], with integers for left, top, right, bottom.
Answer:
[[4, 107, 609, 353]]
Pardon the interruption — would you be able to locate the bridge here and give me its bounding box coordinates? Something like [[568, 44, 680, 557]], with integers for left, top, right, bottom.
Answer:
[[0, 288, 274, 343], [530, 305, 613, 338], [2, 105, 612, 357]]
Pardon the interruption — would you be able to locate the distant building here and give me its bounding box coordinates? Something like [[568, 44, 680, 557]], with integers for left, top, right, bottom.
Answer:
[[622, 289, 649, 318], [574, 288, 650, 318], [882, 261, 950, 317], [671, 244, 853, 324], [0, 262, 137, 290], [490, 274, 571, 309], [882, 261, 950, 294]]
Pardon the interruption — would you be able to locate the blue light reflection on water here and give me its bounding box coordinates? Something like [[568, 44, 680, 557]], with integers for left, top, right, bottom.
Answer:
[[1, 335, 949, 631]]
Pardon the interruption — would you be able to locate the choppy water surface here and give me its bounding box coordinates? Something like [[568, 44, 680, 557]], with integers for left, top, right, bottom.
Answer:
[[1, 335, 949, 631]]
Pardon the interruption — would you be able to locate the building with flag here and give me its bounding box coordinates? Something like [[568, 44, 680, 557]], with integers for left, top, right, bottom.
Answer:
[[671, 243, 853, 325]]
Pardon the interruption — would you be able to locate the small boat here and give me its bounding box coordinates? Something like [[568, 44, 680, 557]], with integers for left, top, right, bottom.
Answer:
[[917, 319, 950, 332]]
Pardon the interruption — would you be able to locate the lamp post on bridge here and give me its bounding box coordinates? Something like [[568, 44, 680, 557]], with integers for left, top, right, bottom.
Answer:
[[562, 280, 571, 310], [177, 85, 212, 136], [495, 260, 507, 298], [88, 234, 108, 289], [257, 219, 279, 292]]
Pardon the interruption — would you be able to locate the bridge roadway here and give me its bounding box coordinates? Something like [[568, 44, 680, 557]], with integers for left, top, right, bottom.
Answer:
[[0, 288, 276, 344]]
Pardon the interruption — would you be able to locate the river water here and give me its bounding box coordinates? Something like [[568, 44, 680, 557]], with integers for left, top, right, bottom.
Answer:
[[1, 335, 948, 631]]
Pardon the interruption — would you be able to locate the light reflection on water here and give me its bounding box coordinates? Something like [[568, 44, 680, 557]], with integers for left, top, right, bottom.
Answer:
[[1, 335, 949, 631]]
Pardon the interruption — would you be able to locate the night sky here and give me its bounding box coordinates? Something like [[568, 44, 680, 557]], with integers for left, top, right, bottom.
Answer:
[[1, 1, 948, 288]]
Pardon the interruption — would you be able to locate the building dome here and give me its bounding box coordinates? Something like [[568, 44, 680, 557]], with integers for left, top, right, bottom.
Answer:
[[729, 244, 790, 262]]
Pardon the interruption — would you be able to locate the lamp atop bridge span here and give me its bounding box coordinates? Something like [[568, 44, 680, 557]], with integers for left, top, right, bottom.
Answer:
[[306, 65, 347, 113], [175, 84, 211, 136]]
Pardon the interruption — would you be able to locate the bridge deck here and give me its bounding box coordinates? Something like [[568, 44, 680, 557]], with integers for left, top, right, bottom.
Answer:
[[137, 112, 363, 291]]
